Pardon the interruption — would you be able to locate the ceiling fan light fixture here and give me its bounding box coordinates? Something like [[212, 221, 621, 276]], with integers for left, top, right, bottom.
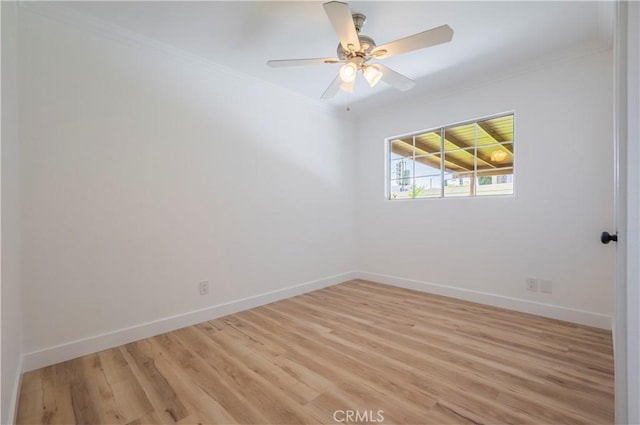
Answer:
[[363, 65, 383, 87], [339, 61, 358, 83], [267, 1, 453, 99]]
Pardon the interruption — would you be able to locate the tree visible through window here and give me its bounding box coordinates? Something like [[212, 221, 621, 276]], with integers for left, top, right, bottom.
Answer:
[[388, 113, 514, 199]]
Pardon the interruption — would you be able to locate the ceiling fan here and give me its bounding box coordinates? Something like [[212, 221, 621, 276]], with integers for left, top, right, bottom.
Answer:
[[267, 1, 454, 99]]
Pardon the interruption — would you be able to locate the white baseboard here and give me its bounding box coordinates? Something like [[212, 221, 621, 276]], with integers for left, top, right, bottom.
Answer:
[[21, 270, 611, 373], [356, 271, 612, 330], [7, 354, 24, 425], [22, 272, 356, 372]]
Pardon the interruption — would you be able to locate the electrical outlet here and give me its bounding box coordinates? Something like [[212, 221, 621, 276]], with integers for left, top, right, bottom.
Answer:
[[540, 279, 553, 294], [526, 277, 538, 292], [199, 281, 209, 296]]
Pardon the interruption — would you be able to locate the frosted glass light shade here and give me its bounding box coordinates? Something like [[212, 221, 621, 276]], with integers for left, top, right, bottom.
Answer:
[[363, 65, 382, 87], [339, 62, 358, 83]]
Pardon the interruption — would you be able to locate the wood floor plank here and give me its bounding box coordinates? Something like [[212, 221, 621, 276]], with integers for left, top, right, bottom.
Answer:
[[197, 325, 321, 404], [16, 280, 614, 424], [150, 331, 272, 424], [120, 341, 189, 424], [285, 291, 613, 421], [69, 381, 101, 425], [422, 402, 484, 425], [243, 308, 441, 422], [171, 326, 315, 424], [123, 339, 237, 425], [246, 308, 542, 425], [256, 302, 542, 424], [77, 354, 127, 424], [16, 387, 43, 425]]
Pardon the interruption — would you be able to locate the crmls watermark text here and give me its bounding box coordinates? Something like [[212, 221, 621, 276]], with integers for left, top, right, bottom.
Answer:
[[333, 409, 385, 423]]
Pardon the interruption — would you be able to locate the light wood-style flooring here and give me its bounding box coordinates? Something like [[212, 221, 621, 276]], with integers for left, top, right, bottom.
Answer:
[[17, 280, 614, 424]]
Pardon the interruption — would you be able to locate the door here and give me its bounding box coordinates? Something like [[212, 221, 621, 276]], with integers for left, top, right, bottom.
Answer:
[[612, 2, 640, 423]]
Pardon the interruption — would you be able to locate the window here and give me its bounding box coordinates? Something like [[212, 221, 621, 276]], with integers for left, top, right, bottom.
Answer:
[[388, 113, 514, 199]]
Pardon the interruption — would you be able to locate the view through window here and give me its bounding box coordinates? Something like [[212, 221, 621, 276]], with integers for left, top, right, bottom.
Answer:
[[388, 113, 514, 199]]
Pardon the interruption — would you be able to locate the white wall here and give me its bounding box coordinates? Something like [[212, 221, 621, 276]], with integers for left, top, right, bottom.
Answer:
[[18, 8, 355, 356], [355, 49, 615, 324], [1, 1, 24, 423]]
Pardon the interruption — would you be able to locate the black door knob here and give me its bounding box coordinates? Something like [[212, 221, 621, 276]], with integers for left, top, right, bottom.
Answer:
[[601, 231, 618, 244]]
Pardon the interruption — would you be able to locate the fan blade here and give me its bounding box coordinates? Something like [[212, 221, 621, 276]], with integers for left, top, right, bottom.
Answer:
[[376, 64, 416, 91], [321, 74, 343, 99], [372, 25, 453, 59], [267, 58, 342, 67], [323, 1, 361, 52]]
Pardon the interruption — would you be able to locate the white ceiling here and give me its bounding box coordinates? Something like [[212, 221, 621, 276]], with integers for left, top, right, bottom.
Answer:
[[57, 1, 613, 109]]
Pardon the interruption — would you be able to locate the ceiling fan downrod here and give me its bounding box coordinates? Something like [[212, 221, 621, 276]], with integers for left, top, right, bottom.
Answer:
[[336, 13, 376, 59]]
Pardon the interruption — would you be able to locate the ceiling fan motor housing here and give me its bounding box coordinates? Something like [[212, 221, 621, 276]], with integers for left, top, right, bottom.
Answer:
[[337, 34, 376, 59]]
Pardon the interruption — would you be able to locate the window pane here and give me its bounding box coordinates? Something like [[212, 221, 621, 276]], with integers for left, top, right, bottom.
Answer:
[[476, 170, 514, 196], [390, 158, 414, 199], [391, 158, 414, 178], [444, 124, 475, 151], [390, 182, 415, 199], [444, 148, 475, 174], [414, 131, 441, 155], [414, 155, 441, 177], [414, 175, 441, 198], [389, 138, 413, 160], [444, 172, 473, 197], [477, 145, 513, 168], [477, 115, 514, 147]]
